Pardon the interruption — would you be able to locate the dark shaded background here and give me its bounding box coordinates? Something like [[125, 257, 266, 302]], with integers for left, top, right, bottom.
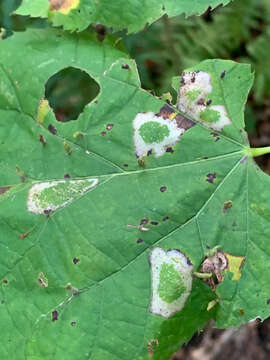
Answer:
[[1, 0, 270, 358]]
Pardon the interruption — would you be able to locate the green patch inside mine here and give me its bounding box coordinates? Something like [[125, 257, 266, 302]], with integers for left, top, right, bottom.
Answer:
[[186, 89, 201, 102], [158, 263, 186, 303], [200, 108, 220, 123], [37, 180, 96, 208], [139, 121, 169, 144]]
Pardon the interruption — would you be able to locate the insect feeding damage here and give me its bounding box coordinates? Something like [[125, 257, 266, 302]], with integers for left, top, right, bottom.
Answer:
[[49, 0, 80, 14], [200, 248, 245, 289], [27, 178, 98, 214], [150, 247, 193, 318], [178, 71, 231, 131], [133, 104, 195, 158]]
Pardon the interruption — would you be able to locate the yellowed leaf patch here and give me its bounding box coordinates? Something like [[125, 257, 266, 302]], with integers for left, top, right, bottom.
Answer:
[[225, 253, 245, 281]]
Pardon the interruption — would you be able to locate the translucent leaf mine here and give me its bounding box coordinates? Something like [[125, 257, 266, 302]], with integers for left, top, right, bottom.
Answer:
[[150, 248, 193, 318], [133, 106, 195, 158], [27, 178, 98, 214], [178, 71, 231, 131]]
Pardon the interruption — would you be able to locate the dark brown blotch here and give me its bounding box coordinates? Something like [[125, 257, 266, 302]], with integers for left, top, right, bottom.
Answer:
[[48, 124, 57, 135], [166, 147, 174, 153], [95, 24, 106, 42], [223, 200, 233, 212], [0, 186, 12, 195], [101, 131, 107, 136], [206, 173, 216, 184], [197, 98, 205, 106], [156, 104, 174, 119], [160, 186, 167, 192], [175, 114, 195, 130], [106, 123, 114, 130], [52, 310, 58, 322], [39, 134, 47, 145], [140, 218, 149, 226], [220, 70, 226, 78], [210, 132, 220, 142]]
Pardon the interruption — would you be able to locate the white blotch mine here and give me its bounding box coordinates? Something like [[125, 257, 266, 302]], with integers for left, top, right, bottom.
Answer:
[[27, 178, 98, 214], [178, 71, 231, 131], [150, 247, 193, 318], [133, 112, 185, 157]]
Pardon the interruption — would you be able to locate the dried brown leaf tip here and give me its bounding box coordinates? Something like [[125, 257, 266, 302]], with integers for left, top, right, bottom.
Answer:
[[50, 0, 79, 14]]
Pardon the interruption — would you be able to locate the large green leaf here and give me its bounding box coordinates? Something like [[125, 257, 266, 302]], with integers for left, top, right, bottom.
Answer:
[[15, 0, 233, 33], [1, 28, 270, 360]]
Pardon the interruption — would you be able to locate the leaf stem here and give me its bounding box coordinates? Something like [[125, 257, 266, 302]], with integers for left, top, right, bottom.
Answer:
[[193, 272, 212, 279], [249, 146, 270, 157]]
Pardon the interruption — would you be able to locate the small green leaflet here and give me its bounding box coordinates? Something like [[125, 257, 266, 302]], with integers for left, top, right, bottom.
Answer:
[[16, 0, 233, 33], [1, 28, 270, 360]]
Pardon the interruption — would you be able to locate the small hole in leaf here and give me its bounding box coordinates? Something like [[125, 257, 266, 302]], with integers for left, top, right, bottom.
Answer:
[[71, 321, 76, 326], [45, 67, 100, 122]]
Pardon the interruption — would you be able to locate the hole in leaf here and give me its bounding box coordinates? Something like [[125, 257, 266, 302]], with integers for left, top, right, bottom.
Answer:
[[45, 67, 100, 122]]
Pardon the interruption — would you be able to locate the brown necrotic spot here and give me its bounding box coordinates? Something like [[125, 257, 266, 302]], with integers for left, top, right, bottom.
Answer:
[[197, 98, 205, 106], [160, 186, 167, 192], [223, 200, 233, 212], [175, 114, 195, 130], [52, 310, 58, 321], [210, 132, 220, 142], [121, 64, 130, 70], [48, 124, 57, 135], [39, 134, 47, 145], [101, 131, 107, 136], [106, 123, 114, 130], [19, 230, 31, 239], [95, 24, 107, 42], [3, 280, 8, 284], [0, 186, 12, 195], [220, 70, 226, 78], [45, 67, 100, 122], [140, 218, 149, 226], [166, 147, 174, 153], [73, 257, 80, 264], [206, 173, 216, 184]]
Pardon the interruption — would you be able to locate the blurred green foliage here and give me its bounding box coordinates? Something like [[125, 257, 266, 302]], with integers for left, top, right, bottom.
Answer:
[[124, 0, 270, 104]]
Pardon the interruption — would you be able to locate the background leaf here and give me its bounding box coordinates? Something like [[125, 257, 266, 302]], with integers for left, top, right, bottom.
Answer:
[[16, 0, 233, 33]]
